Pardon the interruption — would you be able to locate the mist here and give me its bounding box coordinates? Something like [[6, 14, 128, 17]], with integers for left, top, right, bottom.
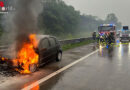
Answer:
[[64, 0, 130, 26]]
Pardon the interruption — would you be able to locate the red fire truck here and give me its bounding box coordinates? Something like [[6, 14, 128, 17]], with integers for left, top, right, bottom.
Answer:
[[98, 24, 116, 43]]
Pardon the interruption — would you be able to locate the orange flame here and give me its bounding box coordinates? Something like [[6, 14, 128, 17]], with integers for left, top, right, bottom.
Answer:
[[14, 34, 39, 74]]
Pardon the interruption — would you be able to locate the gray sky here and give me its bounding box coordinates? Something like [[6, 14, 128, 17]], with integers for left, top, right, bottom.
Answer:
[[63, 0, 130, 26]]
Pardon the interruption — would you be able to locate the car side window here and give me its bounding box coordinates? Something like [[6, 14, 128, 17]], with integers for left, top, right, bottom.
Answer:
[[39, 39, 50, 50], [49, 38, 56, 47]]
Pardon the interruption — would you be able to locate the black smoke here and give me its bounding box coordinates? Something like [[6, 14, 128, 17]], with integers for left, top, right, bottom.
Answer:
[[12, 0, 43, 51]]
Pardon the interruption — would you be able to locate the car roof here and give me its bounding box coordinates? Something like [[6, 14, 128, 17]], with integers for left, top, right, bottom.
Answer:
[[36, 35, 57, 44], [36, 35, 50, 40]]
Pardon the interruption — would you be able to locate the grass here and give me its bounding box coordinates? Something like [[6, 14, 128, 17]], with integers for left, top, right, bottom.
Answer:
[[62, 40, 95, 51]]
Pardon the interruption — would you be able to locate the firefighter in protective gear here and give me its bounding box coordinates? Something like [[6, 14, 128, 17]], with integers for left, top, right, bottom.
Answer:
[[92, 32, 96, 40]]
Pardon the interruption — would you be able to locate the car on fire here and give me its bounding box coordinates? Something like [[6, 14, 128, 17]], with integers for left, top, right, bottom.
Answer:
[[0, 35, 62, 73]]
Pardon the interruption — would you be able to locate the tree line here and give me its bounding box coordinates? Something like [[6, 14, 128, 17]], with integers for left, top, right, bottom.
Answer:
[[0, 0, 122, 39], [38, 0, 122, 39]]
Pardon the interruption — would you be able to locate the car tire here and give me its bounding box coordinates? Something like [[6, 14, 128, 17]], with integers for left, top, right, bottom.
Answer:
[[56, 52, 62, 62], [29, 64, 37, 73]]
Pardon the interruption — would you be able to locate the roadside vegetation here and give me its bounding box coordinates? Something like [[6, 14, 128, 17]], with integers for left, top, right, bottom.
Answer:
[[62, 40, 95, 51], [38, 0, 122, 39]]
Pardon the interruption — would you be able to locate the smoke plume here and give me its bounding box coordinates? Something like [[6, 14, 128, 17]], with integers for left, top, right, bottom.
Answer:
[[2, 0, 43, 58], [14, 0, 43, 51]]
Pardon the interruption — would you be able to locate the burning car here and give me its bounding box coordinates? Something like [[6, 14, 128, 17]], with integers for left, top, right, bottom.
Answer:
[[0, 34, 62, 74]]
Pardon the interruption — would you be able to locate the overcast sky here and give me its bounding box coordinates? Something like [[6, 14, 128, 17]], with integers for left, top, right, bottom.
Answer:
[[63, 0, 130, 26]]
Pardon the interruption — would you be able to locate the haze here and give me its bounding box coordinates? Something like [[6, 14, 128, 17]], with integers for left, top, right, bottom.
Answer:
[[64, 0, 130, 27]]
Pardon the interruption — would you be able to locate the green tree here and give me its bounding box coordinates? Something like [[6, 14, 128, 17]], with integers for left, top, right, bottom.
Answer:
[[39, 0, 80, 37], [38, 0, 122, 39], [105, 13, 122, 29]]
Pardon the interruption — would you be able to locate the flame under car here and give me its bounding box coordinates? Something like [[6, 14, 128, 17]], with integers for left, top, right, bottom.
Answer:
[[0, 35, 62, 73]]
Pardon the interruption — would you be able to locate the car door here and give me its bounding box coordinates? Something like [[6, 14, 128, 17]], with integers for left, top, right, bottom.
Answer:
[[48, 37, 58, 60], [38, 38, 51, 64]]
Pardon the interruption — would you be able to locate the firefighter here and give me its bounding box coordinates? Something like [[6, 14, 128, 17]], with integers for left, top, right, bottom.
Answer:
[[110, 32, 115, 43], [105, 33, 109, 42], [107, 33, 113, 46], [92, 31, 96, 40]]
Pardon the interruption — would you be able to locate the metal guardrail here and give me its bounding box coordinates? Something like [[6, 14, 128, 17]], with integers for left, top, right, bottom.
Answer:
[[59, 37, 92, 46], [0, 37, 93, 48], [0, 45, 9, 49]]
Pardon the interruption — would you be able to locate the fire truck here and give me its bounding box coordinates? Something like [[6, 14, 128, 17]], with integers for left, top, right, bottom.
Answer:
[[98, 24, 116, 44]]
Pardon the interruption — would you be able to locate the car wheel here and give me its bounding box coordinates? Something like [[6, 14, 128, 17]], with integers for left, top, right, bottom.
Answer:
[[56, 52, 62, 62], [29, 64, 37, 73]]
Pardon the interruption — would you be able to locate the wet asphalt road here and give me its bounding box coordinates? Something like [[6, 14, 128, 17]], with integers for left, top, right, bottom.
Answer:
[[0, 43, 130, 90], [40, 43, 130, 90]]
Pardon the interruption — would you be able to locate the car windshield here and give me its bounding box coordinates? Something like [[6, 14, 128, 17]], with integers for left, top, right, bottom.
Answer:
[[99, 26, 114, 31]]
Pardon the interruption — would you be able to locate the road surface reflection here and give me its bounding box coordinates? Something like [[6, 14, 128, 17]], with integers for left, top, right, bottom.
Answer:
[[23, 80, 39, 90]]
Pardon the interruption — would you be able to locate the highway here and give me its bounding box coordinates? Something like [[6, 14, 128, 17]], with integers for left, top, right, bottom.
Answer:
[[0, 42, 130, 90], [39, 43, 130, 90]]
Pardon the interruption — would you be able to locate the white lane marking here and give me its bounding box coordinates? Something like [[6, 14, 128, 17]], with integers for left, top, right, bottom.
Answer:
[[22, 49, 99, 90]]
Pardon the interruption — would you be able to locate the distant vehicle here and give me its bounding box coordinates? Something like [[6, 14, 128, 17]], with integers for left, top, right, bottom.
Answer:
[[98, 24, 116, 43], [123, 26, 129, 30], [98, 24, 116, 34], [0, 35, 62, 73], [120, 26, 130, 42]]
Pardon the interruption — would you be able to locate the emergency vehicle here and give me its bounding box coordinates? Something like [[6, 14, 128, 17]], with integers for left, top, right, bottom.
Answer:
[[98, 24, 116, 43], [120, 26, 130, 42]]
